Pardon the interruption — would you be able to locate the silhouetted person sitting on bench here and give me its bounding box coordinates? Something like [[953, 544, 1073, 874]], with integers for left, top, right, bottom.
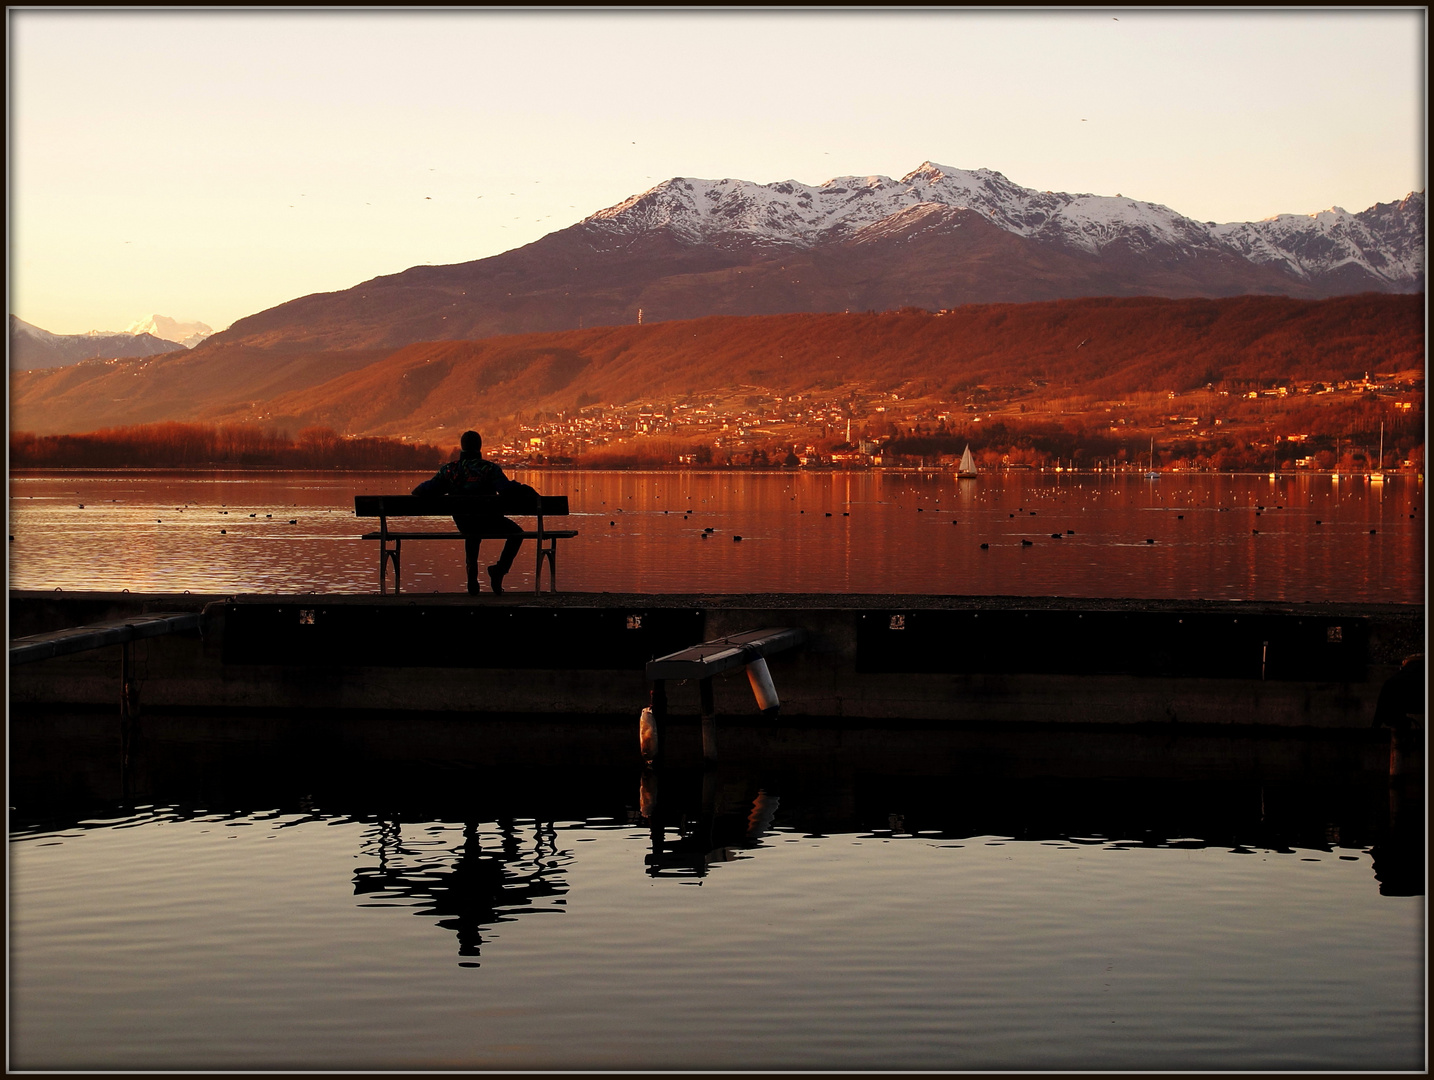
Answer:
[[413, 430, 525, 594]]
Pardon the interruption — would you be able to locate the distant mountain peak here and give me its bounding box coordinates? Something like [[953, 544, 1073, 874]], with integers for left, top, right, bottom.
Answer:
[[9, 315, 187, 372], [124, 314, 214, 348]]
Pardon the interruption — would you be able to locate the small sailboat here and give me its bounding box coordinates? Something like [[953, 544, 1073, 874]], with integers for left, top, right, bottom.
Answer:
[[1145, 438, 1158, 479], [1371, 423, 1386, 482], [957, 445, 978, 480]]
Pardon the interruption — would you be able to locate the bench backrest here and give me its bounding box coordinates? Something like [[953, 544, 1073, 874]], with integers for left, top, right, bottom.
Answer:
[[355, 494, 569, 518]]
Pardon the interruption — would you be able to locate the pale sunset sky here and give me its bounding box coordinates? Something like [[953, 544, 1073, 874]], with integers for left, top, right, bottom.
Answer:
[[7, 7, 1426, 337]]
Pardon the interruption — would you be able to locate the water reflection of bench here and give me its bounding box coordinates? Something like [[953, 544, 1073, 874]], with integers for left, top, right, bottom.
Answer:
[[353, 819, 567, 962], [354, 494, 577, 595]]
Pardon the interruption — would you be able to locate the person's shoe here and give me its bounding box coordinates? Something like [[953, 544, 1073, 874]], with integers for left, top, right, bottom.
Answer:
[[467, 579, 481, 595], [486, 565, 505, 594]]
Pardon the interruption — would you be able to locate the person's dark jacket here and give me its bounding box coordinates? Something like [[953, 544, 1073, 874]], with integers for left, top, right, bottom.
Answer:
[[413, 455, 521, 498]]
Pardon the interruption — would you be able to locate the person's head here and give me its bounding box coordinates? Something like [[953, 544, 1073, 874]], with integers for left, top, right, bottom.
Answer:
[[459, 430, 482, 458]]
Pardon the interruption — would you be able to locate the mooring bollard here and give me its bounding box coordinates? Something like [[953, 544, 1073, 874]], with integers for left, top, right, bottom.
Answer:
[[639, 707, 658, 764], [640, 680, 667, 764], [746, 656, 780, 716]]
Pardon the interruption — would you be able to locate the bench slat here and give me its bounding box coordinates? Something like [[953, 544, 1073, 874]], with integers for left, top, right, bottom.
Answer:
[[360, 530, 579, 541], [355, 494, 569, 517]]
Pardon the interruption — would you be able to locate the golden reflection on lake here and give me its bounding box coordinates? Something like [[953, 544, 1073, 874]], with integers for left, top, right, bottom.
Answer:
[[7, 469, 1423, 602]]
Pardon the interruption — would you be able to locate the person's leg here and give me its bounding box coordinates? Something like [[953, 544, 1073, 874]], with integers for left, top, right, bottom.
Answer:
[[487, 517, 524, 592], [465, 538, 483, 593], [454, 515, 482, 594], [494, 517, 524, 574]]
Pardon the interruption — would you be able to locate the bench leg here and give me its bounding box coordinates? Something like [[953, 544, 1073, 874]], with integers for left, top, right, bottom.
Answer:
[[532, 537, 559, 593], [378, 540, 401, 595]]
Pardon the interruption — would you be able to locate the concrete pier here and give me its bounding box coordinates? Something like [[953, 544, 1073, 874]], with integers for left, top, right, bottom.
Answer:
[[8, 590, 1423, 730]]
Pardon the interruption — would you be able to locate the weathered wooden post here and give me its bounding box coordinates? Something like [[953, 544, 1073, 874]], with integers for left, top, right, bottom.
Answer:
[[640, 766, 659, 822], [700, 677, 717, 762], [120, 640, 140, 770]]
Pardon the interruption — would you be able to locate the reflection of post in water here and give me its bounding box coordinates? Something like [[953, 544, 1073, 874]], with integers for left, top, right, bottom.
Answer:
[[1372, 654, 1424, 896], [1373, 743, 1423, 896], [746, 789, 779, 839], [119, 640, 144, 795], [352, 817, 568, 962], [641, 766, 780, 878]]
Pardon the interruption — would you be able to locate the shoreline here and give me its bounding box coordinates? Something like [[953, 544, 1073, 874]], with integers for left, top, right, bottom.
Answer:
[[9, 465, 1427, 478]]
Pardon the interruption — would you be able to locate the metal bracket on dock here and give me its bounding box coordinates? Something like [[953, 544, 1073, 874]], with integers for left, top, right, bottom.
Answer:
[[10, 611, 205, 773], [643, 627, 808, 763], [9, 612, 203, 666]]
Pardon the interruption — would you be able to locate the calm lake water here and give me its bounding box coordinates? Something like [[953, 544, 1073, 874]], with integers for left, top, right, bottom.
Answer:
[[7, 468, 1425, 601], [8, 468, 1425, 1069], [7, 718, 1424, 1072]]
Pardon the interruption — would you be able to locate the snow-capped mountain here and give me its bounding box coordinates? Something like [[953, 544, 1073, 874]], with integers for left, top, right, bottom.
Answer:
[[124, 314, 214, 349], [1210, 192, 1425, 290], [203, 160, 1423, 354], [9, 315, 187, 372], [585, 162, 1424, 291]]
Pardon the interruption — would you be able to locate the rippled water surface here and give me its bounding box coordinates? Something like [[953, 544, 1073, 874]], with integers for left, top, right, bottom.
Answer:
[[8, 468, 1425, 1069], [8, 469, 1424, 600], [7, 720, 1425, 1072]]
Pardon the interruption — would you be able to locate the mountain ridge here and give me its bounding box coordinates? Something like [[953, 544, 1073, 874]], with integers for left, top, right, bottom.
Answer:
[[9, 315, 188, 372], [201, 161, 1424, 356], [583, 161, 1423, 283], [12, 293, 1422, 442]]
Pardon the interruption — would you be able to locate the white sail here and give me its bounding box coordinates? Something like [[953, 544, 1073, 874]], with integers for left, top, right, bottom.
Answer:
[[958, 445, 977, 477]]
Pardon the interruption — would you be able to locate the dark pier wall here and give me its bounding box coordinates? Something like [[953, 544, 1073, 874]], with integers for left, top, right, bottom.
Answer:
[[9, 591, 1424, 729]]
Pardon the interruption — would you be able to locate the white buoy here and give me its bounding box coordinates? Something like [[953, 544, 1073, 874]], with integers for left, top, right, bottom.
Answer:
[[639, 706, 659, 762], [746, 657, 780, 716]]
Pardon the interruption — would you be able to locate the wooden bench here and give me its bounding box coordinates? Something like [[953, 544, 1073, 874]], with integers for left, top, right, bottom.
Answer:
[[354, 493, 577, 595]]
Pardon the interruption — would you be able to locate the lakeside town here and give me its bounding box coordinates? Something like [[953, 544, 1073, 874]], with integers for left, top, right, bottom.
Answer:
[[488, 368, 1425, 474], [10, 367, 1421, 474]]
